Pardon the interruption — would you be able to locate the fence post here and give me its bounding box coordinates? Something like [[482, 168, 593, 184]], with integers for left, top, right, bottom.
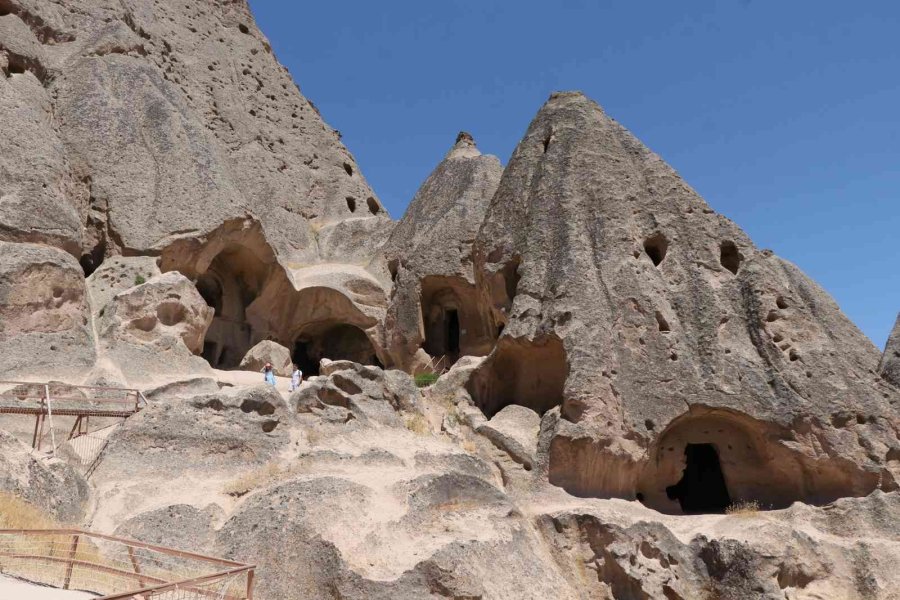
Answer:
[[128, 545, 146, 587], [63, 533, 80, 589], [45, 384, 57, 456], [246, 569, 255, 600]]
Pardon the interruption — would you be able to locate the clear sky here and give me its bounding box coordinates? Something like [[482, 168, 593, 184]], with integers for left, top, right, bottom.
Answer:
[[249, 1, 899, 349]]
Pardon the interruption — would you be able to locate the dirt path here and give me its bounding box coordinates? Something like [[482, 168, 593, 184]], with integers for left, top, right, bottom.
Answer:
[[0, 575, 98, 599]]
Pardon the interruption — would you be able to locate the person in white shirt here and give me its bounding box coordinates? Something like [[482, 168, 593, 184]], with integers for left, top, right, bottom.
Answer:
[[289, 364, 302, 392]]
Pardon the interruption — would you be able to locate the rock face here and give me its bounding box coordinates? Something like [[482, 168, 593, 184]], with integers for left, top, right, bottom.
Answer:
[[95, 271, 213, 385], [473, 91, 900, 513], [239, 340, 292, 376], [383, 132, 503, 371], [0, 430, 89, 522], [0, 241, 95, 379], [3, 1, 900, 598], [881, 313, 900, 388]]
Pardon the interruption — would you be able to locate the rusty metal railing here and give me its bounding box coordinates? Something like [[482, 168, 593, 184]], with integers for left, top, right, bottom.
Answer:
[[0, 529, 254, 599], [0, 381, 146, 468]]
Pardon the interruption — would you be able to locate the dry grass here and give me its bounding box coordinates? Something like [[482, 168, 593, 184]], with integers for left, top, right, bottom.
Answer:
[[0, 492, 59, 529], [223, 462, 284, 497], [404, 413, 431, 436], [726, 500, 761, 516]]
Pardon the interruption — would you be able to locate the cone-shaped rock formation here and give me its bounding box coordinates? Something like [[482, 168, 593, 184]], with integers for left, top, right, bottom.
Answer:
[[383, 132, 503, 371], [473, 91, 900, 512]]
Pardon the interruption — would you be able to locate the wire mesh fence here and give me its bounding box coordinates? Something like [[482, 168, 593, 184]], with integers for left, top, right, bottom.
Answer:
[[0, 381, 146, 476], [0, 530, 254, 599]]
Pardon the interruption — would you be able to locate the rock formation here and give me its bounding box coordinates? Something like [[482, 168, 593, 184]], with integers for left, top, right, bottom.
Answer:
[[2, 1, 900, 598], [383, 131, 503, 372], [472, 91, 900, 513], [881, 313, 900, 388]]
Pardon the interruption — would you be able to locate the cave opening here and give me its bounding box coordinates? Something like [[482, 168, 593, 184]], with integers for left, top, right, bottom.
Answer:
[[720, 241, 742, 275], [291, 322, 380, 377], [420, 276, 494, 367], [666, 443, 731, 514], [466, 335, 567, 419], [195, 245, 267, 369]]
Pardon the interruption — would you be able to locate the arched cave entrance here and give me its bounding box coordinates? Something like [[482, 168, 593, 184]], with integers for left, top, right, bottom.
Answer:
[[665, 443, 731, 514], [292, 322, 381, 377], [636, 409, 885, 515], [466, 335, 567, 419], [195, 245, 267, 369], [421, 276, 494, 367]]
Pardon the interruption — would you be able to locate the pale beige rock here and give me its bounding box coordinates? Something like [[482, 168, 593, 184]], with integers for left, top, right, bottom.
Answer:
[[880, 313, 900, 388], [382, 133, 503, 371], [473, 91, 900, 514], [96, 271, 213, 385], [239, 340, 292, 377], [0, 241, 94, 379]]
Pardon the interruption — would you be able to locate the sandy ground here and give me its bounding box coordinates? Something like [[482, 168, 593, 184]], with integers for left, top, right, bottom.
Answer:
[[0, 575, 97, 599]]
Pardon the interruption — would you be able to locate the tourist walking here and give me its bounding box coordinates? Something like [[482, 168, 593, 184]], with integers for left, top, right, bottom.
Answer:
[[289, 364, 302, 392], [262, 362, 276, 386]]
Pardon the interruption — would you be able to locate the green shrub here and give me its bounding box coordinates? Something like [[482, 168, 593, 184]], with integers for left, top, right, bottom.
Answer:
[[414, 372, 439, 388], [133, 274, 147, 286]]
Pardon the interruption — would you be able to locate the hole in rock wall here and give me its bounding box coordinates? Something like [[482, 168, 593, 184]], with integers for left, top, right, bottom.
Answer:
[[466, 335, 567, 418], [194, 245, 267, 369], [387, 259, 399, 283], [346, 197, 356, 213], [665, 444, 732, 514], [644, 234, 668, 267], [343, 162, 353, 177], [421, 276, 495, 366], [292, 322, 380, 377], [720, 241, 742, 275], [635, 409, 885, 514], [366, 197, 380, 215]]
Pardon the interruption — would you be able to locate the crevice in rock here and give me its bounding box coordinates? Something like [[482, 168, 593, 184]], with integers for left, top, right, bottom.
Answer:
[[366, 197, 380, 215], [0, 1, 74, 44], [345, 197, 356, 213]]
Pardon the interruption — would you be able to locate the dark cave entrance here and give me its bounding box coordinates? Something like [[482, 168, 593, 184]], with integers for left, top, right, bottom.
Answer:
[[194, 245, 267, 369], [446, 309, 460, 354], [291, 323, 381, 377], [665, 443, 731, 514]]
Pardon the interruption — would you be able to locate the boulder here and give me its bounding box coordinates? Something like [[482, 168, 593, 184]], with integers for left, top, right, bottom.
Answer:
[[475, 404, 541, 470], [239, 340, 292, 376], [85, 256, 162, 318], [0, 241, 95, 379]]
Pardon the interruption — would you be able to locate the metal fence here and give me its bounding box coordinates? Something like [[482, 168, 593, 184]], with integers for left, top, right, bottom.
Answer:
[[0, 529, 254, 599], [0, 381, 146, 475]]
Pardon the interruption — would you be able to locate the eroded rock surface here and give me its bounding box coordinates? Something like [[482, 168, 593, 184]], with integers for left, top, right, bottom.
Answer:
[[881, 313, 900, 388], [382, 132, 503, 371], [239, 340, 292, 376], [473, 91, 900, 513]]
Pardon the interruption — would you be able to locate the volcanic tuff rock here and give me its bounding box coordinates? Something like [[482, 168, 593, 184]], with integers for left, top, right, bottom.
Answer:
[[239, 339, 292, 377], [383, 132, 503, 371], [471, 91, 900, 513], [881, 313, 900, 388], [3, 0, 900, 597], [0, 240, 95, 378]]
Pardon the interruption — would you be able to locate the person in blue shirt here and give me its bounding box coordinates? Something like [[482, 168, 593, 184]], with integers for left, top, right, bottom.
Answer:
[[262, 363, 276, 386]]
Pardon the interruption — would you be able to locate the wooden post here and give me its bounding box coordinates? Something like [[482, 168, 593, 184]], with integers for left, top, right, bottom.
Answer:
[[31, 412, 42, 449], [63, 533, 80, 589], [128, 545, 146, 587], [35, 396, 46, 451], [246, 569, 254, 600]]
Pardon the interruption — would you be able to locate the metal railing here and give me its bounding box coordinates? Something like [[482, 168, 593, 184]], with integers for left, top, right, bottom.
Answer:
[[0, 381, 147, 473], [0, 529, 254, 599]]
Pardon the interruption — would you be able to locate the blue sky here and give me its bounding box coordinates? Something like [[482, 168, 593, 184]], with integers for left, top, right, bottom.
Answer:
[[249, 1, 899, 348]]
